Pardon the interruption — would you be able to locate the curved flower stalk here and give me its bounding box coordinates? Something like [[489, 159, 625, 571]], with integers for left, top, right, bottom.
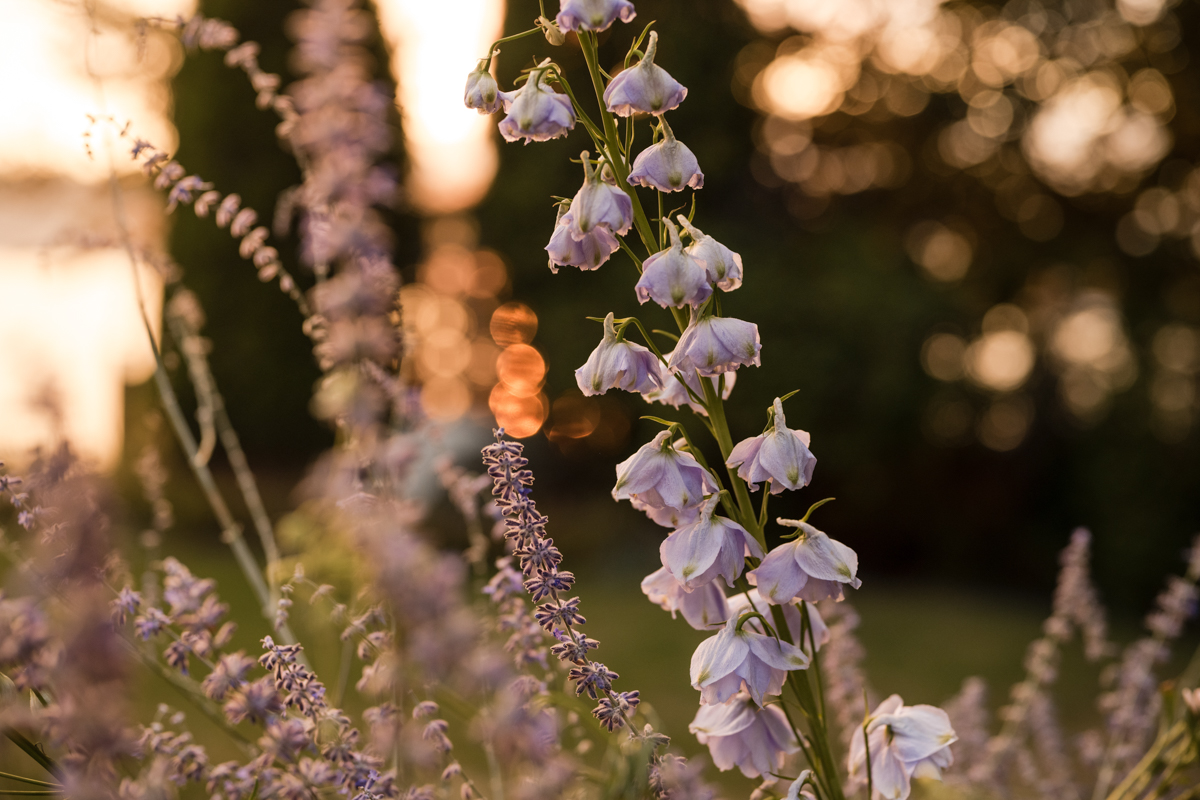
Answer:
[[726, 590, 830, 653], [603, 31, 687, 116], [576, 312, 663, 395], [727, 398, 818, 494]]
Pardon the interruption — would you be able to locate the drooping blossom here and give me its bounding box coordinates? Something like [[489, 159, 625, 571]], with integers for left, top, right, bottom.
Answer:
[[635, 218, 712, 308], [690, 614, 809, 705], [613, 431, 717, 511], [641, 566, 728, 631], [848, 695, 957, 800], [727, 398, 817, 495], [556, 0, 636, 32], [631, 495, 701, 528], [668, 313, 761, 376], [603, 31, 687, 116], [726, 589, 829, 653], [464, 63, 502, 114], [546, 207, 619, 271], [568, 153, 633, 238], [690, 691, 799, 777], [678, 215, 743, 291], [575, 312, 662, 395], [748, 519, 861, 604], [628, 116, 704, 192], [499, 69, 576, 143], [642, 355, 735, 417], [660, 496, 764, 590]]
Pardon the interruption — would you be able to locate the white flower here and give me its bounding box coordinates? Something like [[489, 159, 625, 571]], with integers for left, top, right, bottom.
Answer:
[[726, 398, 817, 494], [748, 519, 861, 604], [603, 32, 687, 116], [677, 215, 742, 291], [575, 312, 662, 395], [848, 695, 957, 800], [628, 116, 703, 192], [690, 614, 809, 706], [556, 0, 636, 32], [568, 152, 632, 238], [642, 354, 735, 416], [690, 691, 799, 777], [660, 495, 764, 590], [635, 218, 711, 309], [498, 70, 575, 143], [641, 566, 728, 631], [668, 313, 761, 377], [464, 65, 502, 114], [613, 431, 717, 511]]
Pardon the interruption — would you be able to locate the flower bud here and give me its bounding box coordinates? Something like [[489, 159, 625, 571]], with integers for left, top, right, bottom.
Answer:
[[575, 312, 662, 395], [603, 32, 687, 116], [556, 0, 636, 33], [635, 219, 711, 308], [538, 16, 566, 45], [628, 117, 703, 192], [678, 215, 743, 291], [498, 69, 576, 143], [464, 64, 502, 114]]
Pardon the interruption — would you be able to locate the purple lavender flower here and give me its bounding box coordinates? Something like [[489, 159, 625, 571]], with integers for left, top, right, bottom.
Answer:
[[660, 496, 764, 590], [677, 215, 743, 291], [848, 695, 957, 800], [690, 614, 810, 705], [569, 152, 633, 237], [725, 589, 829, 652], [498, 69, 576, 143], [546, 207, 619, 271], [612, 430, 717, 511], [748, 519, 861, 604], [641, 566, 728, 630], [635, 218, 712, 309], [556, 0, 636, 32], [628, 117, 703, 192], [575, 312, 663, 395], [464, 64, 503, 114], [603, 32, 687, 116], [727, 398, 817, 495], [668, 313, 762, 376], [689, 691, 800, 777], [642, 355, 735, 417]]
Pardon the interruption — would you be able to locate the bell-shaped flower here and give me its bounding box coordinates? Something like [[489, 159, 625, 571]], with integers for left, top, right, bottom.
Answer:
[[678, 216, 743, 291], [498, 69, 576, 143], [641, 566, 728, 631], [727, 398, 817, 495], [628, 117, 703, 192], [661, 496, 764, 590], [556, 0, 636, 32], [642, 355, 735, 417], [546, 207, 619, 271], [464, 63, 503, 114], [632, 494, 700, 528], [568, 153, 632, 238], [726, 589, 829, 654], [603, 32, 687, 116], [669, 312, 761, 377], [690, 691, 799, 778], [748, 520, 861, 604], [635, 219, 712, 308], [613, 430, 717, 511], [575, 312, 662, 395], [690, 614, 810, 706], [848, 695, 957, 800]]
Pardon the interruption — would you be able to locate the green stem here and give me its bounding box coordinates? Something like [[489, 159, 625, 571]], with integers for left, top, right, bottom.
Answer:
[[1, 732, 55, 778], [0, 774, 57, 790], [483, 26, 541, 59], [700, 378, 761, 543]]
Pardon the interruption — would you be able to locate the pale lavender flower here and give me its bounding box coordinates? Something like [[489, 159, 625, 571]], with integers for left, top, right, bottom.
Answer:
[[641, 566, 728, 630], [612, 430, 717, 511], [726, 590, 829, 653], [642, 355, 735, 416], [689, 691, 799, 777], [499, 69, 576, 143], [677, 215, 743, 291], [784, 771, 818, 800], [848, 695, 957, 800], [660, 495, 764, 590], [669, 313, 762, 376], [690, 614, 810, 705], [575, 312, 662, 395], [635, 218, 712, 308], [727, 398, 817, 494], [631, 494, 701, 528], [556, 0, 636, 32], [628, 117, 703, 192], [603, 32, 686, 116], [568, 153, 632, 237], [546, 207, 619, 271], [748, 519, 861, 604], [464, 64, 502, 114]]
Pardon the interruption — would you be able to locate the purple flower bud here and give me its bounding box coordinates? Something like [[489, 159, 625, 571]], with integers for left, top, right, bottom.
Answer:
[[603, 32, 687, 116], [727, 399, 817, 494], [747, 520, 861, 604], [576, 312, 663, 395], [690, 692, 799, 778], [546, 207, 619, 271], [677, 216, 743, 291], [556, 0, 636, 32], [628, 117, 703, 192], [660, 496, 764, 590], [464, 64, 502, 114], [613, 430, 717, 511], [641, 566, 728, 630], [690, 614, 809, 706], [642, 355, 735, 417], [669, 313, 762, 377], [498, 70, 576, 143], [570, 153, 633, 237], [635, 219, 712, 308]]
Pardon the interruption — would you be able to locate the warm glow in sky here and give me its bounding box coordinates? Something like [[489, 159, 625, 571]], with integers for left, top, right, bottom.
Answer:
[[376, 0, 506, 214]]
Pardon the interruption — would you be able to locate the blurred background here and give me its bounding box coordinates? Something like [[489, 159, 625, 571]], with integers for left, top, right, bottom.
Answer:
[[3, 0, 1200, 784]]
